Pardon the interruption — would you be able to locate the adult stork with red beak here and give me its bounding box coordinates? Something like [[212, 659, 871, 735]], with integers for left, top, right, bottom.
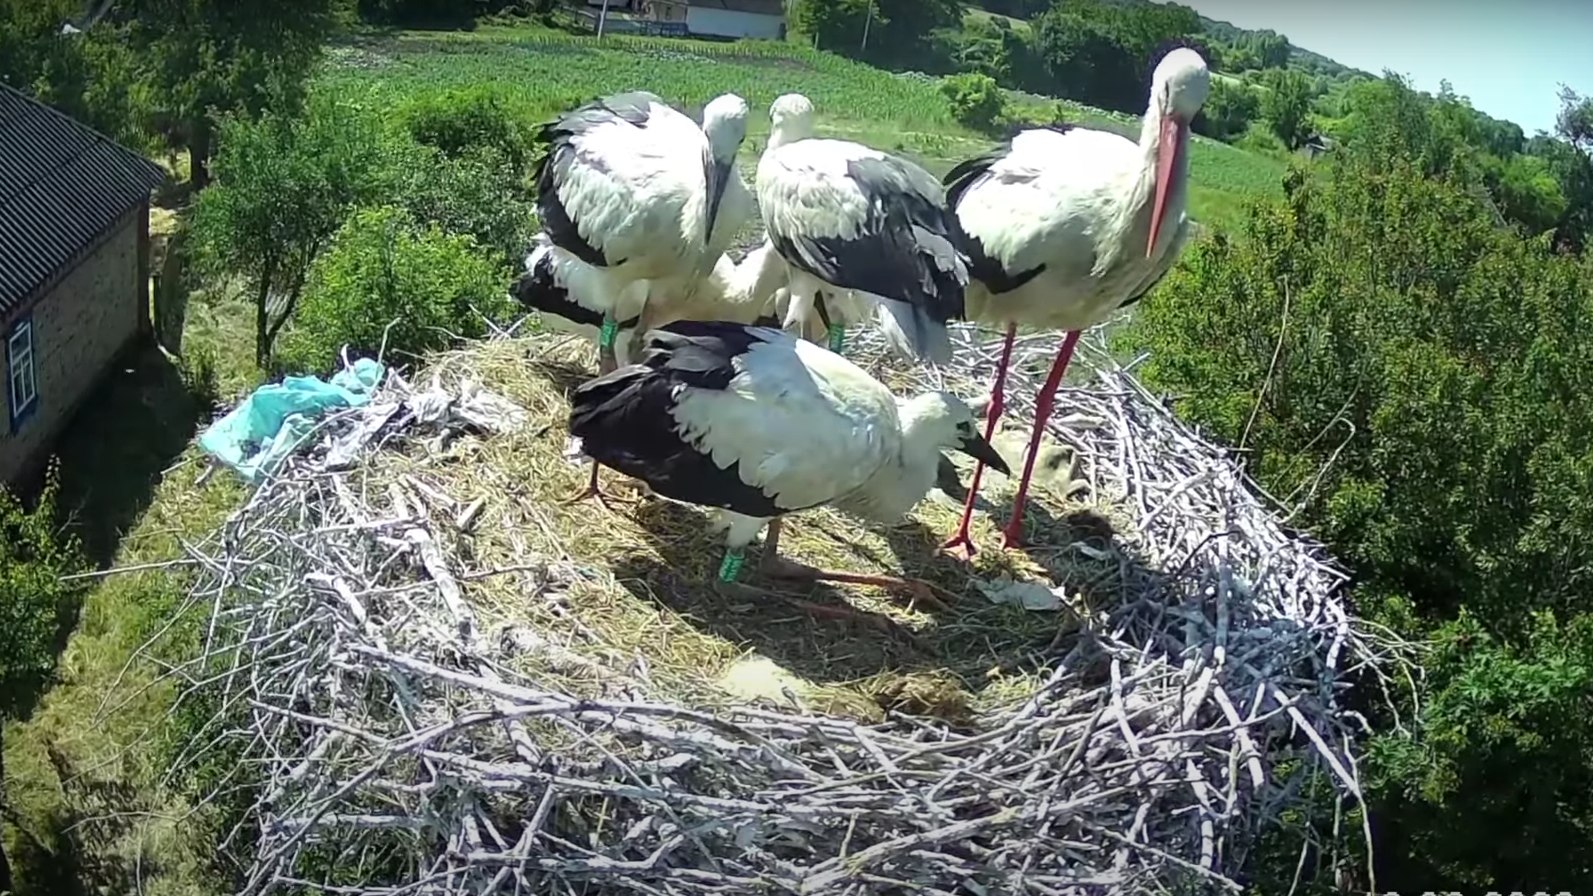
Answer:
[[938, 47, 1211, 557]]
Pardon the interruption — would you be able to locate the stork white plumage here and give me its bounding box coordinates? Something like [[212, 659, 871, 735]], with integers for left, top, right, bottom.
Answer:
[[937, 48, 1211, 557], [755, 93, 968, 364], [568, 321, 1009, 607], [533, 89, 755, 502], [512, 234, 786, 369], [534, 89, 755, 371]]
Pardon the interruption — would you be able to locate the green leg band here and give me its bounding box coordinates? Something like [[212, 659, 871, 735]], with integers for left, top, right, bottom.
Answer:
[[716, 548, 746, 583], [599, 313, 619, 349], [826, 323, 845, 353]]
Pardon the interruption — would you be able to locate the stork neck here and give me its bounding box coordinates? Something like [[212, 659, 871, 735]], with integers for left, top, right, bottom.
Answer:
[[767, 120, 812, 152], [838, 407, 943, 523]]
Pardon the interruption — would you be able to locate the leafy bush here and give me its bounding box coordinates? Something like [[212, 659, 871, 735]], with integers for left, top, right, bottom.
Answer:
[[0, 467, 82, 722], [1118, 115, 1593, 891], [396, 143, 537, 269], [1193, 78, 1259, 142], [397, 85, 533, 171], [940, 72, 1007, 133], [192, 95, 407, 364], [277, 206, 512, 373]]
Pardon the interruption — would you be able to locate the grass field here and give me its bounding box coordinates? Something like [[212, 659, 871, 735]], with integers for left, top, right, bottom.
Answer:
[[320, 26, 1286, 231]]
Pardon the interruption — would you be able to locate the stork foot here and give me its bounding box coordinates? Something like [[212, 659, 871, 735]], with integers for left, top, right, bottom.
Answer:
[[998, 520, 1028, 551], [763, 557, 953, 612], [937, 530, 979, 563], [562, 478, 638, 512]]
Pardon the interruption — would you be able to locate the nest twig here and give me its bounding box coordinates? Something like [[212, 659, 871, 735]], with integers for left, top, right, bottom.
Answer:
[[151, 319, 1406, 896]]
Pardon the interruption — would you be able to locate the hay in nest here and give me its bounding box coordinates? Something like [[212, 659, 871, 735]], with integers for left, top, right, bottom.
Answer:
[[155, 321, 1399, 895]]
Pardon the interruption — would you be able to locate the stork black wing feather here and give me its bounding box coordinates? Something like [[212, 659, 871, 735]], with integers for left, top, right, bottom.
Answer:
[[569, 322, 791, 518], [531, 91, 668, 267], [777, 157, 969, 324], [943, 137, 1051, 296]]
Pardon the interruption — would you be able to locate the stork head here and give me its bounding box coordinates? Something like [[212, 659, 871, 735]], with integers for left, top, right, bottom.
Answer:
[[702, 93, 750, 162], [768, 93, 816, 149], [700, 93, 748, 244], [1146, 47, 1210, 259], [900, 392, 1011, 476]]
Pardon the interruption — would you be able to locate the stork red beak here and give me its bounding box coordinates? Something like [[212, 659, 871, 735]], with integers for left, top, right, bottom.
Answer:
[[1147, 114, 1187, 259]]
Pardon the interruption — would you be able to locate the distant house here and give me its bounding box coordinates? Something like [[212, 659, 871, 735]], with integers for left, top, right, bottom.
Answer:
[[636, 0, 689, 34], [0, 85, 165, 484], [683, 0, 785, 40]]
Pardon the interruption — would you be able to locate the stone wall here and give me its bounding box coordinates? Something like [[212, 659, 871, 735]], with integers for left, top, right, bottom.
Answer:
[[0, 204, 147, 484]]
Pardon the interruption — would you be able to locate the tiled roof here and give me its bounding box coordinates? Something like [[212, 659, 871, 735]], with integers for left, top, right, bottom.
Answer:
[[0, 85, 166, 316]]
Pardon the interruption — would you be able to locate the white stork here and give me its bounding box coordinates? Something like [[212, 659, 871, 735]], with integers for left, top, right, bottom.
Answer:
[[534, 89, 755, 372], [534, 89, 755, 501], [937, 47, 1211, 557], [755, 93, 968, 364], [568, 320, 1009, 608]]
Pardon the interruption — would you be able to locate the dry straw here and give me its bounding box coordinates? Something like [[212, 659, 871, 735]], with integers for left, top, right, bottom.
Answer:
[[154, 318, 1403, 895]]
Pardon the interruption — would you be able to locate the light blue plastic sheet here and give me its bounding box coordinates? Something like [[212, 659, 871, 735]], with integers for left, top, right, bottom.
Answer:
[[198, 358, 386, 484]]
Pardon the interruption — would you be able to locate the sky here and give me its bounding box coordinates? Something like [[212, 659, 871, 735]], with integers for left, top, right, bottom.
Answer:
[[1173, 0, 1592, 136]]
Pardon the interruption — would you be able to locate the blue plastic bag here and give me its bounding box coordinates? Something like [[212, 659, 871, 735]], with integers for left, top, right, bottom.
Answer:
[[199, 357, 385, 484]]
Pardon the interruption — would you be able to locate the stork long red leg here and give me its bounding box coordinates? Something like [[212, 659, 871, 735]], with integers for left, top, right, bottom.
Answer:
[[1000, 329, 1080, 549], [567, 334, 628, 509], [938, 322, 1018, 561]]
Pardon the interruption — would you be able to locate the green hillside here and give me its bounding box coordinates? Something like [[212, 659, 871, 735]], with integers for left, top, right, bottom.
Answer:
[[321, 27, 1286, 230]]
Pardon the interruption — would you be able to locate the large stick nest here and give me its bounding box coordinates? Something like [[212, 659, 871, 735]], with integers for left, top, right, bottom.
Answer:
[[160, 321, 1397, 895]]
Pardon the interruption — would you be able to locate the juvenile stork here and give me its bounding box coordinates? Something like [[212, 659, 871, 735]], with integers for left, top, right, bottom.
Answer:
[[568, 321, 1009, 608], [756, 93, 968, 364], [534, 89, 755, 501], [534, 89, 754, 372], [937, 47, 1211, 557]]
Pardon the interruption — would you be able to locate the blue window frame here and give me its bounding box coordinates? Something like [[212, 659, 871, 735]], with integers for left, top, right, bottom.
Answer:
[[8, 316, 38, 432]]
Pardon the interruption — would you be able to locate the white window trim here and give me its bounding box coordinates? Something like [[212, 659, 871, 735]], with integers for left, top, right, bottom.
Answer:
[[9, 319, 37, 421]]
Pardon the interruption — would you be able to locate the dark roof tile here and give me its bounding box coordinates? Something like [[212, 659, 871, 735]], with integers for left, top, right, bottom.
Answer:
[[0, 85, 167, 316]]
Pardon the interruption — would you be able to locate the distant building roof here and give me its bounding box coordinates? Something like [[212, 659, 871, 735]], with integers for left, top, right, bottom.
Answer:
[[686, 0, 784, 15], [0, 85, 166, 316]]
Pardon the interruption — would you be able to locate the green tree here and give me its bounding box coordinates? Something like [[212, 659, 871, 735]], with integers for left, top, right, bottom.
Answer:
[[397, 143, 538, 269], [1193, 78, 1259, 141], [1260, 68, 1313, 148], [1242, 30, 1290, 69], [1545, 86, 1593, 253], [1119, 99, 1593, 891], [278, 206, 512, 373], [1031, 0, 1201, 113], [397, 85, 534, 170], [0, 0, 149, 145], [940, 72, 1007, 133], [790, 0, 874, 52], [117, 0, 353, 189], [0, 471, 84, 895], [191, 95, 402, 365]]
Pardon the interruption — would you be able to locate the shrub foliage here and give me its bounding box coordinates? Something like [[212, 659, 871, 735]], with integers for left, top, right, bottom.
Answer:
[[278, 206, 512, 373], [1120, 90, 1593, 890]]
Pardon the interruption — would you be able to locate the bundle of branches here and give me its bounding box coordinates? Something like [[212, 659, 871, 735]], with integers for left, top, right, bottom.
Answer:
[[156, 322, 1400, 896]]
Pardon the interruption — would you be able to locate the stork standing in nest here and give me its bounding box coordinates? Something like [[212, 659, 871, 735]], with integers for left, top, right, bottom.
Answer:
[[568, 321, 1009, 612], [755, 93, 968, 365], [937, 48, 1211, 557], [533, 89, 756, 503]]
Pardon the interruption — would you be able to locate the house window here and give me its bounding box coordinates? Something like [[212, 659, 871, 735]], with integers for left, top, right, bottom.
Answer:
[[8, 317, 38, 430]]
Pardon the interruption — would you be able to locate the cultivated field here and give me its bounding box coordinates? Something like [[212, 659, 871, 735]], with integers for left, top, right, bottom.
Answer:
[[320, 27, 1286, 231]]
